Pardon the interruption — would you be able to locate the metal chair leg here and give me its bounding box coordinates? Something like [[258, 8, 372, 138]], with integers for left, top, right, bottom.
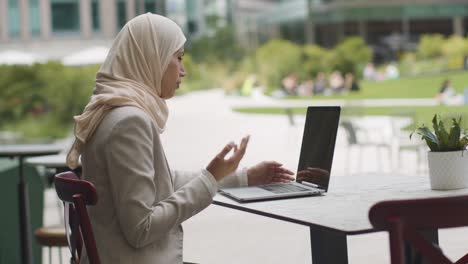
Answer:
[[49, 247, 52, 264], [59, 247, 63, 264]]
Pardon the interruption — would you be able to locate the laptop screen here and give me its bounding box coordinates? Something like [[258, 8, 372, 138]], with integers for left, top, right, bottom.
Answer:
[[296, 106, 340, 191]]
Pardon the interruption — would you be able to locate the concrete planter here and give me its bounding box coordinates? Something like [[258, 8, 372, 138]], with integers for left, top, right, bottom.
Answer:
[[427, 150, 468, 190]]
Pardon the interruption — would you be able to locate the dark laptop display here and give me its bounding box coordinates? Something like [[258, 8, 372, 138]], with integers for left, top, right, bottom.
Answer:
[[220, 106, 341, 202], [296, 106, 340, 191]]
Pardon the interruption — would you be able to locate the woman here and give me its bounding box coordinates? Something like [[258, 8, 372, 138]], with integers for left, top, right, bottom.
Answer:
[[437, 79, 463, 105], [66, 13, 294, 263]]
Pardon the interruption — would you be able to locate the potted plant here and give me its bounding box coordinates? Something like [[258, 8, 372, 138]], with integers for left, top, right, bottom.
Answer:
[[411, 114, 468, 190]]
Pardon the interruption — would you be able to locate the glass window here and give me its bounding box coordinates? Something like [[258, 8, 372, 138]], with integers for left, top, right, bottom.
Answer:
[[145, 2, 155, 13], [51, 1, 79, 32], [8, 0, 20, 38], [117, 1, 126, 29], [92, 0, 100, 31], [30, 0, 40, 36]]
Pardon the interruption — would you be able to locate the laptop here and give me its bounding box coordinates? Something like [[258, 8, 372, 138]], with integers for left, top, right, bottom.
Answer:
[[219, 106, 341, 203]]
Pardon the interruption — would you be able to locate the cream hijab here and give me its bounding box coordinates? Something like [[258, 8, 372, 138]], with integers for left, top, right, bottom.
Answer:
[[67, 13, 186, 169]]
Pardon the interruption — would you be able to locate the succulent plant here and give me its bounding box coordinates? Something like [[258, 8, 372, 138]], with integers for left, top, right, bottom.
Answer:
[[410, 114, 468, 152]]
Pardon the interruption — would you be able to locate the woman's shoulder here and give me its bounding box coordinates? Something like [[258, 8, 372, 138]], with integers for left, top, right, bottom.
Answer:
[[107, 106, 150, 121], [101, 106, 153, 132], [88, 106, 157, 151]]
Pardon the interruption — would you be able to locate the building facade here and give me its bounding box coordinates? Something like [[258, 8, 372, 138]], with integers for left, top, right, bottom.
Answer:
[[0, 0, 239, 59], [0, 0, 167, 42], [249, 0, 468, 50], [4, 0, 465, 59]]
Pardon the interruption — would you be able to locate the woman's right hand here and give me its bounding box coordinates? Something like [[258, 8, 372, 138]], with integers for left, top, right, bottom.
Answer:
[[206, 135, 250, 181]]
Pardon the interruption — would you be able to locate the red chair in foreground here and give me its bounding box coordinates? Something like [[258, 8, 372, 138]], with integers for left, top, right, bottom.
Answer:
[[369, 195, 468, 264], [54, 171, 100, 264]]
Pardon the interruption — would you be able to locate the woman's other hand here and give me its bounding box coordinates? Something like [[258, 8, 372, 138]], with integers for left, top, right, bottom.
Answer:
[[296, 167, 330, 187], [247, 161, 294, 186], [206, 136, 250, 182]]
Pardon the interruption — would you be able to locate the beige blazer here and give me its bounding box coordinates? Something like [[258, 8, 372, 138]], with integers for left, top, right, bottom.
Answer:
[[80, 106, 246, 263]]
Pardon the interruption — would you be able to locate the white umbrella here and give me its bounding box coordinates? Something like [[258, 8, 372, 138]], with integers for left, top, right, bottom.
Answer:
[[0, 50, 40, 65], [62, 46, 110, 66]]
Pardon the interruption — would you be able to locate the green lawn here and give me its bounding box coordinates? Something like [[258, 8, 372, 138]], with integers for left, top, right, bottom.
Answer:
[[236, 105, 468, 129], [235, 71, 468, 128], [287, 70, 468, 99]]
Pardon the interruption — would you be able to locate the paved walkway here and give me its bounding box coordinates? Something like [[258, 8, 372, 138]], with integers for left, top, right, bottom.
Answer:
[[43, 89, 467, 264]]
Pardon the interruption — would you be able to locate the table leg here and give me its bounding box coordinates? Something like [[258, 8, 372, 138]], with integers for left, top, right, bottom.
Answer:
[[310, 228, 348, 264], [18, 157, 33, 264]]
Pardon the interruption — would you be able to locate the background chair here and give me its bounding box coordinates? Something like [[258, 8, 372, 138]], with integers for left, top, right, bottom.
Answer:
[[389, 110, 427, 174], [341, 119, 393, 174], [369, 195, 468, 264], [54, 171, 100, 264]]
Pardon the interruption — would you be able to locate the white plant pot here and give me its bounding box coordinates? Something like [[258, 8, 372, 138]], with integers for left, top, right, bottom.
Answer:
[[427, 150, 468, 190]]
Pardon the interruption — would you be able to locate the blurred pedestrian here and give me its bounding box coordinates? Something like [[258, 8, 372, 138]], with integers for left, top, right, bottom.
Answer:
[[344, 73, 360, 92], [297, 79, 314, 96], [281, 73, 299, 96], [329, 71, 345, 94], [384, 62, 399, 80], [363, 62, 377, 81], [314, 72, 328, 95], [436, 79, 463, 105]]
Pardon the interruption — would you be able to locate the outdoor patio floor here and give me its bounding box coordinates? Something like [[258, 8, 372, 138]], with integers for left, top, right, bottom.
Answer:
[[42, 89, 468, 263]]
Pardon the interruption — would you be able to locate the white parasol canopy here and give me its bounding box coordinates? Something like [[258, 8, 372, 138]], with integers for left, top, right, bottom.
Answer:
[[61, 46, 110, 66], [0, 50, 41, 65]]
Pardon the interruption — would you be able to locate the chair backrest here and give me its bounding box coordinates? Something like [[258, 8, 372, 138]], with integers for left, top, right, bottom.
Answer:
[[54, 171, 100, 264], [369, 195, 468, 264], [340, 120, 358, 145]]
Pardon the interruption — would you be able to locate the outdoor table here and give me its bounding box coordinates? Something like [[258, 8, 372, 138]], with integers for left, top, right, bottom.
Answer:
[[0, 144, 62, 264], [26, 154, 80, 173], [26, 154, 82, 191], [214, 174, 468, 264]]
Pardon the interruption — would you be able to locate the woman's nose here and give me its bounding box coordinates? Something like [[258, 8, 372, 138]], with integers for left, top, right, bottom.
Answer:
[[180, 65, 187, 77]]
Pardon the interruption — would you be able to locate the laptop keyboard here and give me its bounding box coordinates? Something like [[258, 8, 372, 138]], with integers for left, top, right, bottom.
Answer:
[[259, 183, 310, 194]]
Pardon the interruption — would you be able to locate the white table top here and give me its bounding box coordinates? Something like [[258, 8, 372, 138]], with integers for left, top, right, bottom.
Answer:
[[214, 175, 468, 235], [0, 144, 63, 157], [25, 154, 75, 168]]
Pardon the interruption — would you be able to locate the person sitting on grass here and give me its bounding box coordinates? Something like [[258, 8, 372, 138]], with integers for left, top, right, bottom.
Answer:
[[436, 79, 463, 105]]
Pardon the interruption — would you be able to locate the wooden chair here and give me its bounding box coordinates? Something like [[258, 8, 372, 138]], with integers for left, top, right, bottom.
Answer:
[[369, 195, 468, 264], [34, 224, 68, 264], [54, 171, 100, 264]]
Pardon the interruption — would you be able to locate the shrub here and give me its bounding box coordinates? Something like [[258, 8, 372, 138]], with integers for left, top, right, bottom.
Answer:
[[178, 53, 231, 93], [0, 64, 44, 123], [302, 44, 330, 77], [0, 62, 96, 139], [39, 62, 96, 123], [255, 39, 302, 92], [441, 35, 468, 70], [417, 34, 445, 59], [329, 37, 372, 77]]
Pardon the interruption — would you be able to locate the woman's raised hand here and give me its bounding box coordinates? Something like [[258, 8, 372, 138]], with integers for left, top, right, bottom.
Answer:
[[206, 135, 250, 181]]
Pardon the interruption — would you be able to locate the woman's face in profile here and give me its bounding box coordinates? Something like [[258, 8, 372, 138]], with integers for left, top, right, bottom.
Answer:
[[161, 48, 186, 99]]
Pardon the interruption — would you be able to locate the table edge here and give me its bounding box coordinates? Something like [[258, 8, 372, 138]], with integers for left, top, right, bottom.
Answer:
[[213, 200, 377, 236]]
